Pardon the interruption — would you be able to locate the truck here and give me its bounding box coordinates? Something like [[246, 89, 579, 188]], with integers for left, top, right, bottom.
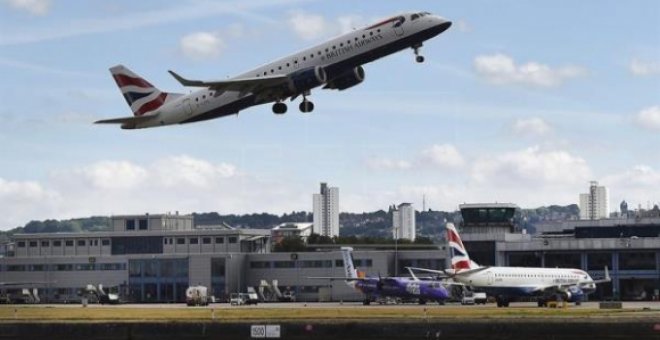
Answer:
[[229, 292, 259, 306], [186, 285, 210, 306]]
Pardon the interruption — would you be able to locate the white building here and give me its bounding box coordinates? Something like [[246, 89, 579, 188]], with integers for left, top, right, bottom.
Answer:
[[271, 222, 313, 245], [579, 181, 610, 220], [392, 203, 416, 241], [313, 183, 339, 237]]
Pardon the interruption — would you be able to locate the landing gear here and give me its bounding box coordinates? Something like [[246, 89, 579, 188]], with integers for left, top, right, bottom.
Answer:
[[496, 296, 510, 307], [417, 299, 427, 305], [299, 100, 314, 113], [299, 92, 314, 113], [537, 299, 547, 308], [413, 43, 425, 63], [272, 102, 287, 114], [363, 298, 371, 306]]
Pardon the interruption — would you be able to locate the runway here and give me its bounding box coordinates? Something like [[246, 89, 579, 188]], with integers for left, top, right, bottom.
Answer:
[[13, 300, 660, 310], [2, 302, 659, 340]]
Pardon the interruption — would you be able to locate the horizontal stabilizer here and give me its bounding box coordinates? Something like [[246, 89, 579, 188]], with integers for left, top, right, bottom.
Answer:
[[94, 115, 154, 124]]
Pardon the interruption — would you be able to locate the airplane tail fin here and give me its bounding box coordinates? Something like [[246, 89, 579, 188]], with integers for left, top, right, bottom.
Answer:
[[340, 247, 358, 280], [109, 65, 174, 116], [446, 223, 479, 270]]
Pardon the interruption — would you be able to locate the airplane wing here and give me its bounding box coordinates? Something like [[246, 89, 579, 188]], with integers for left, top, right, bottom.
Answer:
[[94, 115, 155, 124], [168, 70, 289, 95]]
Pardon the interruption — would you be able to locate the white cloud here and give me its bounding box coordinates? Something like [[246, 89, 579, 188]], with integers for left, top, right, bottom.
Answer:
[[74, 161, 149, 190], [419, 144, 465, 169], [635, 106, 660, 131], [287, 10, 327, 41], [0, 155, 309, 229], [0, 0, 305, 46], [456, 19, 472, 33], [286, 11, 371, 40], [629, 58, 660, 76], [179, 32, 225, 60], [511, 117, 553, 137], [471, 146, 590, 185], [152, 155, 237, 187], [365, 157, 412, 171], [3, 0, 50, 16], [364, 144, 464, 172], [474, 53, 586, 87], [0, 178, 60, 227]]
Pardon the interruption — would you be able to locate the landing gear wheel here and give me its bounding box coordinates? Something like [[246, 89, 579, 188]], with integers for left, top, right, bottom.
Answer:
[[272, 102, 287, 114], [363, 298, 371, 306], [299, 100, 314, 113], [413, 44, 424, 63]]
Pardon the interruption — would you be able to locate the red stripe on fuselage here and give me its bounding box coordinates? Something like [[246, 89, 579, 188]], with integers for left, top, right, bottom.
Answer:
[[113, 74, 154, 89], [365, 17, 398, 30], [135, 93, 167, 116]]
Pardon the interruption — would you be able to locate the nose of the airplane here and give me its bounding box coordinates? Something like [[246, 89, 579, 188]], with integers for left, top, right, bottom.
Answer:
[[431, 15, 452, 33]]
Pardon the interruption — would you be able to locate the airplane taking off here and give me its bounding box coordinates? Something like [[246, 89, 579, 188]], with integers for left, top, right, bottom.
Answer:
[[95, 12, 452, 129], [309, 247, 450, 305], [408, 223, 611, 307]]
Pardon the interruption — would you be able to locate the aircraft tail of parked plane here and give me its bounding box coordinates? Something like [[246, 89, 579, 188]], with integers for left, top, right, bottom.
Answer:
[[341, 247, 359, 286], [446, 222, 480, 271]]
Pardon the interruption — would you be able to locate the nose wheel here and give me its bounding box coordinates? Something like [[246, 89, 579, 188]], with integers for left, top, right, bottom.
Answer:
[[272, 102, 287, 114], [413, 44, 424, 63]]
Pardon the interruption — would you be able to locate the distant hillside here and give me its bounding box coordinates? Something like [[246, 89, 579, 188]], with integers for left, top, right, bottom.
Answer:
[[0, 205, 580, 239]]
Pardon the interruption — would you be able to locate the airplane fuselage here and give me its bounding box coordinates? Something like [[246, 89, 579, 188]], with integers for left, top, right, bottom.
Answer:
[[353, 277, 449, 302], [128, 12, 451, 128], [451, 266, 597, 301]]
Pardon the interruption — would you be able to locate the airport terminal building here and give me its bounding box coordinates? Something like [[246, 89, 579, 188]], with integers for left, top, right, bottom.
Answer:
[[458, 204, 660, 301], [1, 206, 659, 303], [0, 214, 445, 303]]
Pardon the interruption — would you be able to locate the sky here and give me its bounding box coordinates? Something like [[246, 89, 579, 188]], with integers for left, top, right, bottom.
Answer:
[[0, 0, 659, 229]]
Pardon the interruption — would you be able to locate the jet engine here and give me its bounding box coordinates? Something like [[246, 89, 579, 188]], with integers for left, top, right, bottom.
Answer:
[[288, 66, 327, 94], [324, 66, 365, 91]]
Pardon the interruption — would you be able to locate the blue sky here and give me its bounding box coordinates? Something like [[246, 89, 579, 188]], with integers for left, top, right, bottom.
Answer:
[[0, 0, 658, 228]]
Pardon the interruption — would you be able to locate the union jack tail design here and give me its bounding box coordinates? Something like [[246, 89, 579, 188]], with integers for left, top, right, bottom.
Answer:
[[446, 223, 479, 271], [110, 65, 170, 116]]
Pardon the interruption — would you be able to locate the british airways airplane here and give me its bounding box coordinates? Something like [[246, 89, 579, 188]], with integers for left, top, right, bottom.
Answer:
[[409, 223, 611, 307], [310, 247, 450, 305], [95, 12, 452, 129]]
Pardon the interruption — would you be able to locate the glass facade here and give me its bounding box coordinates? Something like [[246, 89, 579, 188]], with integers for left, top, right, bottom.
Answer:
[[111, 237, 163, 255], [587, 253, 612, 270], [544, 253, 581, 268], [128, 258, 188, 302], [619, 252, 656, 270], [211, 258, 226, 300]]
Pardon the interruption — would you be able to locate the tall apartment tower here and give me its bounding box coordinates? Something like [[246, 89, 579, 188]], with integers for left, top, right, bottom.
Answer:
[[392, 203, 416, 241], [579, 181, 610, 220], [313, 182, 339, 237]]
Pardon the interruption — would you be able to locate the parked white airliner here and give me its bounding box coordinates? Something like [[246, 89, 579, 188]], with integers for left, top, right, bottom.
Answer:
[[95, 12, 451, 129], [409, 223, 611, 307]]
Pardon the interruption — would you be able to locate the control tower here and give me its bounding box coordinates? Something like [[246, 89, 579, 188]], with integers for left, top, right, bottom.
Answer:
[[457, 203, 520, 266]]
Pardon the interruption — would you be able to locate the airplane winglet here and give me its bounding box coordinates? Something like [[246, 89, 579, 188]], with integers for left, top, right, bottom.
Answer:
[[168, 70, 204, 87]]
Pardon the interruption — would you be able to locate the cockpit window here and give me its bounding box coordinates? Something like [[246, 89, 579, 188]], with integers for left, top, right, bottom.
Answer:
[[411, 13, 420, 21], [393, 16, 405, 27]]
